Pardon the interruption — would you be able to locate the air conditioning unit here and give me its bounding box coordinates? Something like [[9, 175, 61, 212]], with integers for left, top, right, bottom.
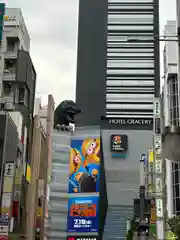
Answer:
[[4, 102, 15, 110]]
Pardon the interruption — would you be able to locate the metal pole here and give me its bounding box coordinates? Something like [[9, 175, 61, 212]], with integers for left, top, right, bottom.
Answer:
[[153, 98, 165, 240], [139, 154, 146, 240]]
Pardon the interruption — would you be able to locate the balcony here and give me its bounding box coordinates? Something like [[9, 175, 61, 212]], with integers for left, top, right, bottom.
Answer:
[[4, 49, 18, 59], [3, 69, 16, 81], [5, 37, 19, 59]]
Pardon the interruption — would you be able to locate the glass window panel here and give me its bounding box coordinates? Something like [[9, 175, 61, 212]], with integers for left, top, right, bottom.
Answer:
[[175, 184, 180, 198], [107, 80, 154, 86], [107, 69, 154, 74], [106, 93, 154, 98], [107, 52, 154, 57], [176, 198, 180, 212], [107, 36, 154, 41], [175, 170, 179, 184], [106, 103, 153, 109], [109, 0, 153, 3], [107, 48, 154, 53], [108, 25, 153, 31], [173, 197, 176, 213], [108, 5, 153, 10]]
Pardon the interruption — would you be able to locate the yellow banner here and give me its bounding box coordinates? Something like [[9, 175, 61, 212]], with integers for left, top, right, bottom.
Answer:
[[1, 207, 10, 215], [150, 198, 156, 224], [3, 177, 13, 193], [26, 164, 31, 183], [149, 150, 154, 163], [37, 207, 42, 217]]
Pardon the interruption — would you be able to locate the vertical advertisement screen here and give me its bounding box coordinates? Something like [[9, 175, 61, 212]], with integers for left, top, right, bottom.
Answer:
[[68, 138, 100, 194], [67, 196, 99, 232], [67, 138, 100, 233]]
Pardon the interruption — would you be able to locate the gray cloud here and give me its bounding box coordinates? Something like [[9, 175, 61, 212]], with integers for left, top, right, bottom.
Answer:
[[7, 0, 78, 106]]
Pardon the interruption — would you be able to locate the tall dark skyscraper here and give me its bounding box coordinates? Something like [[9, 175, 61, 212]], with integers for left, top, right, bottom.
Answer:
[[76, 0, 160, 124], [75, 0, 108, 126]]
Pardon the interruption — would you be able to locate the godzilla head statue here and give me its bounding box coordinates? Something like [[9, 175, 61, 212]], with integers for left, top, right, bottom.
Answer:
[[54, 100, 81, 128]]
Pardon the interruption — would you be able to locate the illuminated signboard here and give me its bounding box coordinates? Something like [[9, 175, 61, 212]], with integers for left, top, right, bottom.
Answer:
[[69, 138, 100, 194], [67, 196, 99, 232], [111, 135, 128, 158]]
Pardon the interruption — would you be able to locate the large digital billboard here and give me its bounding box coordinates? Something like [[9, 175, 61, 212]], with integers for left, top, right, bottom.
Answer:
[[67, 196, 99, 232], [69, 138, 100, 193]]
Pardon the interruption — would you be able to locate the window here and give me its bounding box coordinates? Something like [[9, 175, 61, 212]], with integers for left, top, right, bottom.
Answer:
[[3, 82, 12, 95], [4, 59, 16, 73], [168, 75, 179, 126], [175, 184, 180, 198], [176, 198, 180, 212], [18, 87, 25, 102], [7, 38, 15, 51], [175, 170, 179, 184]]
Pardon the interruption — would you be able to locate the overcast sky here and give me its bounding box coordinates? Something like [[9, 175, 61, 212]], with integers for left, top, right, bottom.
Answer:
[[4, 0, 177, 106]]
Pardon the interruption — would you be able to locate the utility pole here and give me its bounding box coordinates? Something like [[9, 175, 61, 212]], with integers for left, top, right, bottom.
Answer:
[[153, 98, 165, 240], [138, 153, 148, 240]]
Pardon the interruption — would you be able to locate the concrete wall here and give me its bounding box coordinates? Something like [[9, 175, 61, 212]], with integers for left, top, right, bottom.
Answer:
[[4, 8, 30, 51], [102, 128, 153, 240], [48, 130, 71, 240], [101, 129, 153, 206]]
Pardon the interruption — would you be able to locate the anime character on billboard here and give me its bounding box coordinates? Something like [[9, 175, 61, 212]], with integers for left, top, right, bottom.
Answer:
[[81, 138, 100, 192], [68, 138, 100, 193], [69, 148, 84, 193]]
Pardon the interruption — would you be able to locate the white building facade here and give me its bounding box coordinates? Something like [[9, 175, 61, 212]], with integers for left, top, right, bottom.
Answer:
[[0, 8, 31, 109], [163, 20, 179, 217]]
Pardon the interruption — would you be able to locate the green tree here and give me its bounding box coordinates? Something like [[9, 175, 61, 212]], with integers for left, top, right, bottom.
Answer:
[[168, 216, 180, 239], [126, 218, 138, 240]]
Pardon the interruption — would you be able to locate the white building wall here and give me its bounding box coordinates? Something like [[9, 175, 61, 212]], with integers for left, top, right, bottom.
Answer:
[[8, 111, 23, 140], [4, 8, 30, 51], [163, 21, 178, 126], [163, 20, 177, 218], [0, 8, 30, 99], [34, 98, 48, 132]]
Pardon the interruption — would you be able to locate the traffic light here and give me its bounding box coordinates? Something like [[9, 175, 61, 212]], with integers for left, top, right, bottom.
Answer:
[[0, 3, 5, 41]]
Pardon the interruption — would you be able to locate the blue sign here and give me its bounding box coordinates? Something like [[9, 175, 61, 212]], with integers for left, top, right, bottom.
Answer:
[[67, 196, 99, 232], [141, 153, 147, 165], [69, 138, 100, 194], [0, 213, 9, 226]]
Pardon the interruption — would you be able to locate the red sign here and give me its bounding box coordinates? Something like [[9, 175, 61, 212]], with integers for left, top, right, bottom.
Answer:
[[0, 236, 8, 240]]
